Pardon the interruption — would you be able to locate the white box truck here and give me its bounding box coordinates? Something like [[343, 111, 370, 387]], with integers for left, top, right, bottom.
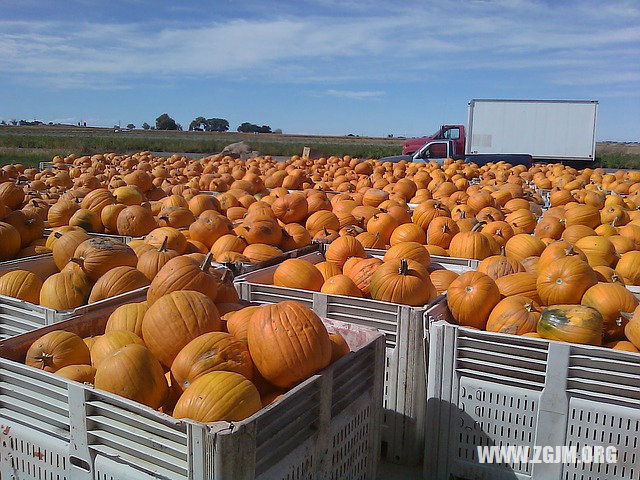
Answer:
[[466, 99, 598, 163]]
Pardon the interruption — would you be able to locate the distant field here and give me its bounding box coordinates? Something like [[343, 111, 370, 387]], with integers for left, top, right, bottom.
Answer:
[[0, 125, 638, 169]]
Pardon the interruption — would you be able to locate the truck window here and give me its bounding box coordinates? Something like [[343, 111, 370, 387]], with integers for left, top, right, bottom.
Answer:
[[443, 128, 460, 140]]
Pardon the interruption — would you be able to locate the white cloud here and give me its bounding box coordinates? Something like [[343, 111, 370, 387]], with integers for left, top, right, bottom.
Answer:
[[327, 89, 385, 99]]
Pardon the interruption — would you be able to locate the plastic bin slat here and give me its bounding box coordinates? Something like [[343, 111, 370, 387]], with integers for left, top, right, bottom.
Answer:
[[255, 399, 320, 446], [86, 399, 187, 443], [567, 366, 640, 388], [87, 414, 188, 456], [0, 393, 69, 431], [0, 368, 68, 402], [88, 438, 187, 478], [457, 347, 548, 373]]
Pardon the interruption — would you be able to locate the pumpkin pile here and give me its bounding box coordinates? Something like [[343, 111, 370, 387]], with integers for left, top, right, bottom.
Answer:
[[24, 298, 351, 422]]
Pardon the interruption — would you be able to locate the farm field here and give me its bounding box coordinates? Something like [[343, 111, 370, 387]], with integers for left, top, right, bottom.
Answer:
[[1, 124, 639, 168]]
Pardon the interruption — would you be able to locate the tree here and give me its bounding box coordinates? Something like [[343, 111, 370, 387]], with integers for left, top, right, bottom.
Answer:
[[10, 119, 17, 126], [237, 122, 271, 133], [142, 122, 151, 130], [205, 118, 229, 132], [155, 113, 178, 130], [0, 120, 6, 126], [273, 128, 283, 134], [126, 123, 135, 129], [189, 116, 206, 131]]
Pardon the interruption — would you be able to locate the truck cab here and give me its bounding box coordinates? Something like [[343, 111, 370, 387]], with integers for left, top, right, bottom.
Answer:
[[402, 125, 465, 155]]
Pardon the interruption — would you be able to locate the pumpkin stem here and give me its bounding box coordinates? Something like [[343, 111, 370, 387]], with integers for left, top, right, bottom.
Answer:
[[159, 236, 169, 252], [459, 210, 466, 219], [35, 352, 55, 369], [619, 312, 634, 320], [200, 252, 213, 272], [611, 273, 623, 284], [398, 258, 410, 275], [221, 268, 233, 284], [323, 227, 329, 236], [524, 302, 534, 312], [54, 231, 63, 239], [69, 257, 85, 268], [611, 216, 619, 227], [564, 246, 577, 256], [472, 222, 485, 232]]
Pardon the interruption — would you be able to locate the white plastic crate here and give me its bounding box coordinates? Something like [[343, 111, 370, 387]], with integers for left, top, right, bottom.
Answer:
[[425, 304, 640, 480], [234, 250, 477, 466], [361, 247, 480, 274], [216, 243, 321, 277], [0, 254, 148, 341], [0, 311, 385, 480], [42, 228, 141, 243]]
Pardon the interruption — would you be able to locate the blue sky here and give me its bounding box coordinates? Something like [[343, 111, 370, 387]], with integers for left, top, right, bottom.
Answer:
[[0, 0, 638, 141]]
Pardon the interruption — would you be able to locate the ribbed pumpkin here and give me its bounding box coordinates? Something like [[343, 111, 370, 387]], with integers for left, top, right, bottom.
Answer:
[[390, 223, 426, 245], [625, 308, 640, 349], [447, 271, 501, 329], [52, 230, 90, 270], [72, 237, 138, 281], [142, 290, 222, 368], [105, 301, 148, 337], [172, 371, 262, 422], [26, 330, 91, 372], [147, 253, 221, 305], [538, 241, 587, 270], [369, 258, 436, 306], [329, 333, 350, 363], [383, 241, 431, 268], [0, 221, 22, 261], [39, 266, 92, 310], [47, 199, 80, 227], [90, 330, 145, 366], [477, 255, 524, 280], [55, 364, 96, 383], [574, 236, 618, 267], [136, 237, 179, 281], [215, 269, 240, 304], [615, 251, 640, 285], [117, 205, 158, 237], [412, 201, 450, 230], [101, 203, 127, 233], [536, 256, 597, 305], [494, 272, 540, 303], [280, 223, 312, 250], [243, 218, 283, 246], [354, 231, 384, 249], [562, 225, 597, 244], [305, 211, 340, 237], [271, 193, 308, 224], [94, 344, 168, 409], [505, 234, 545, 263], [345, 257, 383, 296], [366, 213, 398, 245], [80, 188, 115, 216], [273, 258, 324, 291], [88, 266, 149, 303], [537, 305, 603, 345], [315, 261, 343, 281], [69, 208, 103, 233], [533, 215, 564, 239], [427, 217, 459, 249], [486, 296, 540, 335], [171, 332, 253, 390], [210, 234, 248, 258], [0, 270, 43, 304], [581, 283, 639, 341], [448, 225, 492, 260], [325, 235, 366, 268], [248, 301, 332, 388], [242, 244, 283, 262], [4, 210, 44, 248], [145, 227, 188, 255], [565, 204, 600, 229], [226, 306, 260, 344], [321, 274, 363, 297], [521, 256, 540, 274], [429, 269, 459, 295]]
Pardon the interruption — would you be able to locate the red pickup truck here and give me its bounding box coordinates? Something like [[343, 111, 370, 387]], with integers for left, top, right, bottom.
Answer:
[[402, 125, 465, 155]]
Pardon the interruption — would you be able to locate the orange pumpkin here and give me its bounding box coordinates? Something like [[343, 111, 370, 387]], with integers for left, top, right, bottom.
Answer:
[[344, 257, 383, 296], [321, 274, 363, 297], [88, 266, 149, 303], [325, 235, 366, 268], [494, 272, 540, 303], [505, 234, 545, 263], [536, 256, 597, 305], [429, 269, 458, 295], [105, 301, 148, 337], [90, 330, 145, 366], [477, 255, 524, 280], [581, 283, 639, 341], [486, 296, 540, 335], [226, 306, 260, 343], [0, 270, 43, 304], [26, 330, 91, 372], [273, 258, 324, 291], [447, 271, 501, 329], [369, 258, 436, 306]]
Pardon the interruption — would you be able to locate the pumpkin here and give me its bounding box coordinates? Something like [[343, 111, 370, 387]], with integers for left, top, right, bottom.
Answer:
[[354, 231, 384, 249], [226, 306, 260, 344], [321, 274, 363, 297], [447, 271, 501, 329], [147, 253, 221, 305], [136, 237, 179, 281], [624, 309, 640, 349], [80, 188, 115, 216], [538, 241, 587, 269], [39, 267, 92, 310], [210, 234, 247, 258], [52, 230, 90, 270], [426, 217, 459, 249], [242, 244, 283, 262], [188, 194, 221, 217], [486, 296, 540, 335], [0, 270, 43, 304], [172, 371, 261, 422], [116, 205, 158, 237], [561, 225, 597, 244], [243, 218, 283, 246], [94, 344, 168, 409], [101, 203, 127, 233], [325, 235, 366, 268], [390, 223, 426, 245], [537, 305, 603, 345], [271, 193, 308, 223], [72, 237, 138, 281], [344, 257, 383, 296], [429, 269, 458, 295], [306, 211, 340, 236], [581, 283, 638, 341], [615, 251, 640, 285], [272, 258, 325, 291], [369, 258, 436, 306], [309, 262, 337, 283], [329, 332, 350, 363], [0, 221, 23, 261], [105, 301, 148, 337], [384, 241, 431, 268], [4, 210, 44, 248], [26, 330, 91, 372], [565, 204, 601, 229], [609, 235, 636, 256], [447, 225, 492, 260], [55, 364, 96, 383], [505, 234, 545, 263], [171, 332, 253, 390], [145, 227, 187, 255], [88, 266, 149, 303], [533, 216, 564, 239], [142, 290, 222, 368], [606, 341, 639, 353], [280, 223, 312, 250], [47, 199, 80, 227], [127, 239, 156, 258], [536, 256, 597, 306], [494, 272, 540, 303], [366, 213, 399, 245], [247, 301, 332, 388], [90, 330, 145, 366], [69, 208, 103, 232], [477, 255, 524, 280], [574, 236, 618, 268]]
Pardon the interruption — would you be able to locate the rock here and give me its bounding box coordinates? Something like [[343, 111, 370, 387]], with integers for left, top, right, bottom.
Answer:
[[220, 141, 262, 159]]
